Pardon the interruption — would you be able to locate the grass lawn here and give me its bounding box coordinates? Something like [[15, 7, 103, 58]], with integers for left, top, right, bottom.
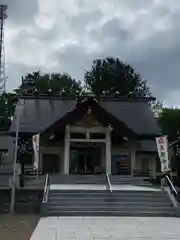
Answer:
[[0, 214, 40, 240]]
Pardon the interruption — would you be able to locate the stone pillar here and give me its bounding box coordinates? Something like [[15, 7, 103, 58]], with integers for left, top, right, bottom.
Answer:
[[64, 125, 70, 174], [105, 128, 112, 174], [130, 145, 136, 176]]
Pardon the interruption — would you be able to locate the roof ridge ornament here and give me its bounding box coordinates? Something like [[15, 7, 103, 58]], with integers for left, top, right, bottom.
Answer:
[[85, 92, 96, 98], [100, 91, 155, 102], [78, 91, 98, 103]]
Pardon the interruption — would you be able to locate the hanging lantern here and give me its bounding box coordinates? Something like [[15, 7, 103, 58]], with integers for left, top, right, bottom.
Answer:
[[18, 138, 29, 155]]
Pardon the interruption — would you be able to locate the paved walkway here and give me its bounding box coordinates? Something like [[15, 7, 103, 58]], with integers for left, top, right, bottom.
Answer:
[[50, 184, 160, 191], [30, 216, 180, 239]]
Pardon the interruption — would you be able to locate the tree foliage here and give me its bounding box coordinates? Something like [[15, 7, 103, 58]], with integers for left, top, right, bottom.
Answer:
[[158, 108, 180, 141], [0, 57, 164, 130], [0, 71, 83, 130], [85, 57, 151, 98], [20, 71, 82, 96], [0, 93, 17, 130], [151, 100, 163, 117]]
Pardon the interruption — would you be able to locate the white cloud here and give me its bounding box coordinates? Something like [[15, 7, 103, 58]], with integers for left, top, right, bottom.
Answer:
[[2, 0, 180, 106], [34, 13, 56, 30]]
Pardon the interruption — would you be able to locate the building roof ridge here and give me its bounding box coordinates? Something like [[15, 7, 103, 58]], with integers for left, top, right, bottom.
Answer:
[[18, 94, 155, 102]]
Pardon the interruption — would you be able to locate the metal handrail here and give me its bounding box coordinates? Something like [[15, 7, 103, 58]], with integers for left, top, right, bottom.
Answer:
[[164, 174, 178, 196], [42, 174, 49, 203], [106, 173, 112, 193]]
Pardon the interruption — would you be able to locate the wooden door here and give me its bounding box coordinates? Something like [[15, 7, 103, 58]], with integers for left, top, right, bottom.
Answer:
[[111, 154, 130, 175]]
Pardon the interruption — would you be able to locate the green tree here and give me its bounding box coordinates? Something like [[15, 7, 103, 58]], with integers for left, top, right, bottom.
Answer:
[[0, 93, 17, 130], [20, 71, 82, 96], [151, 100, 163, 117], [84, 57, 151, 98], [158, 108, 180, 141], [158, 108, 180, 184], [0, 71, 83, 130]]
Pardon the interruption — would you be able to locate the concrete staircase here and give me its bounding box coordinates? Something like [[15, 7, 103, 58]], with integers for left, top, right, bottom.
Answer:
[[42, 189, 175, 217], [50, 174, 150, 186], [0, 190, 10, 213], [110, 175, 151, 186], [25, 175, 45, 188], [50, 174, 106, 185]]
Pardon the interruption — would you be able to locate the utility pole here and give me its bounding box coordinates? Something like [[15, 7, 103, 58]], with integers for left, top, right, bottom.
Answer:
[[10, 88, 24, 213], [0, 4, 7, 94], [10, 97, 20, 213]]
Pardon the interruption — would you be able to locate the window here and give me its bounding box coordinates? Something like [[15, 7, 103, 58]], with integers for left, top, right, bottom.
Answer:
[[90, 133, 106, 139], [70, 132, 86, 139]]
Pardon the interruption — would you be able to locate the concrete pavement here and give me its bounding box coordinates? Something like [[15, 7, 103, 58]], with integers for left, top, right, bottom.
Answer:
[[30, 216, 180, 239]]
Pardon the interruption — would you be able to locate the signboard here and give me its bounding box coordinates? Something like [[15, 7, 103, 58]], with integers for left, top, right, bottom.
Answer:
[[156, 136, 170, 172], [32, 134, 40, 170]]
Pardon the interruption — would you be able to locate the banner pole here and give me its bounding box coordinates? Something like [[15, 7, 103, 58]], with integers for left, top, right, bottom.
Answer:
[[32, 134, 40, 181], [36, 150, 39, 181]]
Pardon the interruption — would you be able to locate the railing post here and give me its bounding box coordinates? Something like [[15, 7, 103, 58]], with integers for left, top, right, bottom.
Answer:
[[42, 174, 49, 204], [106, 173, 112, 193]]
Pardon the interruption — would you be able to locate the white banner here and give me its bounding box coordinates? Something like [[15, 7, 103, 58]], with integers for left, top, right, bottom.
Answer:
[[156, 136, 170, 172], [32, 134, 40, 170]]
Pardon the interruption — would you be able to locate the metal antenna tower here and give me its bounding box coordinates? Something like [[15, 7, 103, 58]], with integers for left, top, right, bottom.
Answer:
[[0, 4, 7, 94]]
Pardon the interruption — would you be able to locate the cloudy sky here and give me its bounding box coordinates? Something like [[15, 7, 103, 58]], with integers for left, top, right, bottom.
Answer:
[[2, 0, 180, 106]]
